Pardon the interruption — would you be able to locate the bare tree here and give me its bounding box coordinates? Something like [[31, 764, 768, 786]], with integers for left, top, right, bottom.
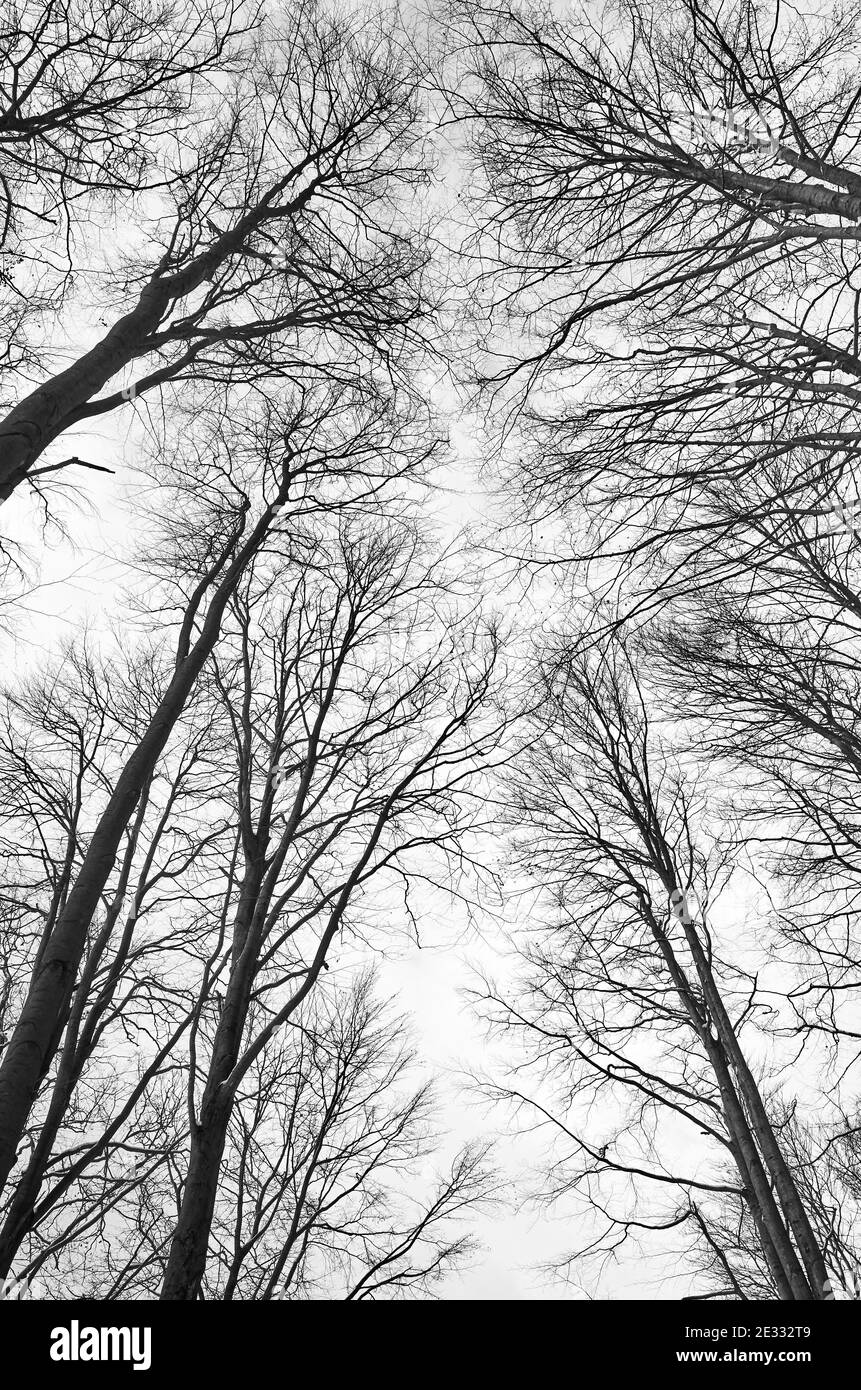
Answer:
[[156, 522, 501, 1298], [681, 1110, 861, 1300], [0, 476, 503, 1298], [174, 976, 492, 1301], [440, 1, 861, 1299], [450, 1, 861, 608], [0, 632, 231, 1279], [0, 1, 430, 507], [0, 386, 442, 1200], [474, 631, 833, 1298], [0, 1, 250, 380], [11, 973, 494, 1301]]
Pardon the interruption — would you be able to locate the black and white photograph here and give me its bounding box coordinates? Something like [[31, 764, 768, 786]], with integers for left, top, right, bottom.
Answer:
[[0, 0, 858, 1371]]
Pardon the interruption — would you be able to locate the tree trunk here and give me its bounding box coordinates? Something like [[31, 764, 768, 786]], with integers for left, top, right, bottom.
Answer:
[[703, 1032, 811, 1299], [0, 171, 317, 502], [0, 503, 276, 1195], [645, 905, 811, 1298], [160, 859, 265, 1299], [160, 1098, 234, 1300], [680, 918, 829, 1299]]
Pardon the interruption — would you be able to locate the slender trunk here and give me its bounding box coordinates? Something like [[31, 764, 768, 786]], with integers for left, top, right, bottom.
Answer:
[[0, 502, 276, 1195], [0, 909, 135, 1273], [160, 1097, 234, 1300], [160, 866, 264, 1299], [702, 1032, 809, 1299], [645, 904, 810, 1298], [161, 641, 436, 1297], [0, 793, 153, 1274], [748, 1200, 797, 1301], [681, 919, 829, 1299]]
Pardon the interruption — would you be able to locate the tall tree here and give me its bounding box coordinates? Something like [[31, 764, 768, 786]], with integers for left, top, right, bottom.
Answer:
[[451, 0, 861, 1295], [0, 1, 430, 507], [0, 387, 441, 1198], [452, 1, 861, 607], [475, 632, 831, 1298], [158, 523, 501, 1298], [8, 973, 495, 1300]]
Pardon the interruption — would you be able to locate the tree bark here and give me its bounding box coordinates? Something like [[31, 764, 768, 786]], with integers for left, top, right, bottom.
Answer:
[[160, 860, 265, 1300], [644, 903, 811, 1298], [679, 915, 829, 1299]]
